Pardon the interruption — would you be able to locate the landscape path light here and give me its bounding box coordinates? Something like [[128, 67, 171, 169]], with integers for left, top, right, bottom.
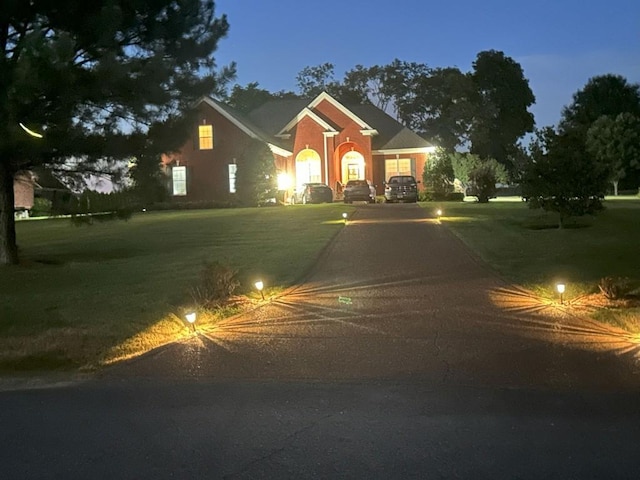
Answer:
[[556, 283, 566, 305], [342, 212, 348, 224], [436, 209, 442, 219], [255, 280, 265, 300], [185, 311, 197, 333]]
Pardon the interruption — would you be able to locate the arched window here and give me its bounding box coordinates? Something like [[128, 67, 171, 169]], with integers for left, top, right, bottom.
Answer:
[[295, 149, 322, 188]]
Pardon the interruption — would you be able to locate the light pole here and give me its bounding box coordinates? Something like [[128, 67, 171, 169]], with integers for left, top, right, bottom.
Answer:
[[255, 280, 265, 301], [556, 283, 566, 305]]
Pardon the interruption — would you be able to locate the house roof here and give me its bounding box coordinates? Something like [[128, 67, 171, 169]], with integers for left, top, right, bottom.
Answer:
[[346, 105, 433, 151], [199, 92, 434, 155]]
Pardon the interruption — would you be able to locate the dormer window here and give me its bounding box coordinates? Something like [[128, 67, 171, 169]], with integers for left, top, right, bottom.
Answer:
[[198, 124, 213, 150]]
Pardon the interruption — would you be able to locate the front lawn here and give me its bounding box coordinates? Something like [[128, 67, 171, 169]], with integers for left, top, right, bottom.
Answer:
[[428, 198, 640, 332], [0, 205, 351, 371]]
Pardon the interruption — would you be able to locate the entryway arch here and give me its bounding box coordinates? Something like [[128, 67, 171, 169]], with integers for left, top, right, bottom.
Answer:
[[341, 150, 365, 182]]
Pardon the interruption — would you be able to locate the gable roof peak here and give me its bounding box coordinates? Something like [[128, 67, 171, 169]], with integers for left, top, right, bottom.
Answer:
[[307, 91, 373, 130]]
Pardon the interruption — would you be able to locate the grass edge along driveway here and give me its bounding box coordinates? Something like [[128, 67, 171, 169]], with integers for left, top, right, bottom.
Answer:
[[0, 205, 351, 373], [426, 198, 640, 334]]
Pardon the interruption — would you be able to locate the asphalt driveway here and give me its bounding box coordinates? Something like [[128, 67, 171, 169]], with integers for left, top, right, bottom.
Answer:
[[110, 203, 640, 389]]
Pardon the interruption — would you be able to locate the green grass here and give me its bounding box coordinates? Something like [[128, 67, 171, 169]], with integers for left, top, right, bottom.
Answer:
[[427, 198, 640, 331], [0, 204, 352, 371]]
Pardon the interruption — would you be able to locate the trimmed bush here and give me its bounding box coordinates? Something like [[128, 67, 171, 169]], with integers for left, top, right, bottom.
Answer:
[[190, 261, 240, 309], [598, 276, 632, 300]]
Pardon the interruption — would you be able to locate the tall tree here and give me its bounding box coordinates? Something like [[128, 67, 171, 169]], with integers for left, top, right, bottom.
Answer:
[[347, 59, 429, 117], [469, 50, 536, 171], [586, 113, 640, 195], [0, 0, 235, 264], [559, 74, 640, 136], [397, 67, 475, 152], [295, 63, 337, 98], [226, 82, 298, 114]]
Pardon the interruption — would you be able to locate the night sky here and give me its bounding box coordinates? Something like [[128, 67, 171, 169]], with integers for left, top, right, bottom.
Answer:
[[212, 0, 640, 129]]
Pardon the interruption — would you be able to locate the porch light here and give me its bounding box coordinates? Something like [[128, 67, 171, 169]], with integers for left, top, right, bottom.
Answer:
[[255, 280, 265, 300], [556, 283, 566, 305], [185, 311, 197, 333], [277, 173, 292, 191]]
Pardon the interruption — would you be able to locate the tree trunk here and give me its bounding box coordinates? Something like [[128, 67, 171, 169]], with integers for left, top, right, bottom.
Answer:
[[0, 161, 20, 265], [612, 180, 618, 196]]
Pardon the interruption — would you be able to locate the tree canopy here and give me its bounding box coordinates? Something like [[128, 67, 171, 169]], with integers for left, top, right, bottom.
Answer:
[[521, 127, 608, 228], [559, 74, 640, 136], [0, 0, 234, 264], [468, 50, 536, 171], [586, 113, 640, 195]]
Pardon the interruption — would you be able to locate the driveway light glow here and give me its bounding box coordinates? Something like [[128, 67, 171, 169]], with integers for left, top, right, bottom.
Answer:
[[255, 280, 265, 300]]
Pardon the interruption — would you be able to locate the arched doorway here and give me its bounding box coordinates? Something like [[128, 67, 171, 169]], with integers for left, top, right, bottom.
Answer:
[[341, 150, 365, 182], [295, 148, 322, 189]]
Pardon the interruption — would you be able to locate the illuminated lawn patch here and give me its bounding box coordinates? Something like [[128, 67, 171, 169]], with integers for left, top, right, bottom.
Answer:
[[0, 204, 352, 371], [429, 198, 640, 332]]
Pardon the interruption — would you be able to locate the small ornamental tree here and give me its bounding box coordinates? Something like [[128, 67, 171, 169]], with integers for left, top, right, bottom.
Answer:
[[522, 128, 609, 228], [422, 148, 454, 199], [235, 139, 277, 207], [450, 152, 507, 203], [586, 113, 640, 195]]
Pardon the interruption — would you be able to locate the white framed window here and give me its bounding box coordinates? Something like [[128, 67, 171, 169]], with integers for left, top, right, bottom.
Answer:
[[172, 166, 187, 196], [385, 158, 414, 180], [198, 125, 213, 150], [228, 163, 237, 193]]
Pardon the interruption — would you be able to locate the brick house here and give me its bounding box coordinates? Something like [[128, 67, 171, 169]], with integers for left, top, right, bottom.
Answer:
[[162, 91, 435, 202]]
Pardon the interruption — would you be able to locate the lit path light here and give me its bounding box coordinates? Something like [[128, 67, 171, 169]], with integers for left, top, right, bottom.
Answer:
[[556, 283, 566, 305], [19, 123, 44, 139], [185, 311, 197, 333], [342, 212, 348, 224], [255, 280, 265, 301]]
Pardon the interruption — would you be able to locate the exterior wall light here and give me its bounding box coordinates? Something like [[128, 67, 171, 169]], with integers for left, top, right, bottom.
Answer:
[[556, 283, 566, 305], [185, 312, 197, 332], [255, 280, 265, 300]]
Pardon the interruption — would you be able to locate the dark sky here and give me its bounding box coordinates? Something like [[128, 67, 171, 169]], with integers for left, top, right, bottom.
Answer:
[[213, 0, 640, 128]]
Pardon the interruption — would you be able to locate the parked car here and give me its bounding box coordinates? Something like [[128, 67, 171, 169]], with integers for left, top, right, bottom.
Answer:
[[384, 175, 419, 203], [343, 179, 376, 204], [291, 183, 333, 204]]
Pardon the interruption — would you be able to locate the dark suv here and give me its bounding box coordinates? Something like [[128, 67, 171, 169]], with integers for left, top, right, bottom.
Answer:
[[384, 175, 419, 203], [343, 180, 376, 204]]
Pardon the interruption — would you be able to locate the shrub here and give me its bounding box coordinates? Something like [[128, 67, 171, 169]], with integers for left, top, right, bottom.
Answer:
[[598, 276, 632, 300], [30, 197, 53, 217], [190, 261, 240, 309]]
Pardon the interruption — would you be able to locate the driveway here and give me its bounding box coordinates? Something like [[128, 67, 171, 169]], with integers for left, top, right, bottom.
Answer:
[[110, 203, 640, 389], [2, 203, 640, 479]]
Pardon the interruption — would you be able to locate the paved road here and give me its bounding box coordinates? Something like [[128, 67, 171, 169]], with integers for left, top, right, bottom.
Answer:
[[2, 204, 640, 479]]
